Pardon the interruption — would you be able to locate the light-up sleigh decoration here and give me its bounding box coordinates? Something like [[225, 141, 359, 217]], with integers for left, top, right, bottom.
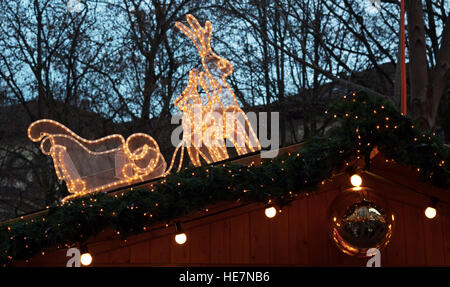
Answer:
[[28, 119, 166, 202], [27, 15, 260, 202]]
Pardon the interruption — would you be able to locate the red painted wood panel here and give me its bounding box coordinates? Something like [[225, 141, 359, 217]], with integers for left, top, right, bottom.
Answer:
[[229, 213, 250, 264], [249, 209, 270, 264], [269, 207, 289, 264], [93, 252, 111, 266], [384, 200, 407, 266], [210, 219, 231, 264], [443, 215, 450, 265], [109, 245, 130, 264], [403, 204, 426, 265], [306, 192, 330, 266], [149, 235, 170, 264], [130, 240, 150, 264], [423, 214, 445, 265], [189, 224, 210, 264], [288, 195, 310, 265]]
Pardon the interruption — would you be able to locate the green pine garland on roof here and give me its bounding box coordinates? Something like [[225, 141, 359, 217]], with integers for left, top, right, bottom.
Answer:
[[0, 92, 448, 266]]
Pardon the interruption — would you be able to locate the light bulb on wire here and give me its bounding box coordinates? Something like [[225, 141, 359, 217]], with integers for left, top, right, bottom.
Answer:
[[350, 174, 363, 187], [424, 197, 438, 219], [80, 253, 92, 266], [265, 206, 277, 218], [174, 222, 187, 245], [175, 233, 187, 245], [79, 245, 92, 266], [425, 207, 437, 219]]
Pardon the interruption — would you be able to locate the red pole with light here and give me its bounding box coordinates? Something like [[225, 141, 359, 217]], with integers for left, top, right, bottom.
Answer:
[[400, 0, 407, 115]]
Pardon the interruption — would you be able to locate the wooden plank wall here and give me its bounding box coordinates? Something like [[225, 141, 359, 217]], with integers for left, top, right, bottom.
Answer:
[[18, 174, 450, 267]]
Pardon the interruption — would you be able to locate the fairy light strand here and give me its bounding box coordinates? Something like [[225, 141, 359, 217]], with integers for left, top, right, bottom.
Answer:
[[28, 119, 167, 203], [169, 14, 261, 172]]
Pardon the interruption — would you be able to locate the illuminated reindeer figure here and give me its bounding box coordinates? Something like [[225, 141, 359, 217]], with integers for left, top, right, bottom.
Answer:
[[167, 15, 261, 172], [168, 68, 229, 173]]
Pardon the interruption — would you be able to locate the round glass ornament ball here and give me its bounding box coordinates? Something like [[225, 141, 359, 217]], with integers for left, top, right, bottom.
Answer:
[[328, 187, 393, 257]]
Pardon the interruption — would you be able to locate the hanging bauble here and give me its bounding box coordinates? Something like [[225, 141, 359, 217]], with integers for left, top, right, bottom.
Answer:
[[328, 186, 393, 257]]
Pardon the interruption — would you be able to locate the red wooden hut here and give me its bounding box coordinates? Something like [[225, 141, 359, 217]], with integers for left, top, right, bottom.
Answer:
[[10, 144, 450, 267]]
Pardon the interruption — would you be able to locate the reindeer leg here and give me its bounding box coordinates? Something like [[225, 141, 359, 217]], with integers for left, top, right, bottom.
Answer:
[[233, 108, 261, 152], [226, 120, 248, 156], [243, 116, 261, 151]]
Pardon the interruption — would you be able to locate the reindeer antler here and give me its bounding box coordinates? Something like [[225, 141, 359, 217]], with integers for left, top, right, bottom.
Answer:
[[175, 14, 235, 108], [175, 14, 212, 57]]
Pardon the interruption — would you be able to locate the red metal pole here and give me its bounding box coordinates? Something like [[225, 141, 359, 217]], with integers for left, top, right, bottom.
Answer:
[[400, 0, 407, 115]]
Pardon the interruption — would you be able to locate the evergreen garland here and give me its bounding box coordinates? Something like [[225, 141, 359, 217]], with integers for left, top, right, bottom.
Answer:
[[0, 92, 448, 266]]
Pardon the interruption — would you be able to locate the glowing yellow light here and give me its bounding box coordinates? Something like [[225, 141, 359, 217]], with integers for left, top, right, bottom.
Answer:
[[167, 14, 261, 173], [80, 253, 92, 266], [350, 174, 362, 187], [425, 207, 437, 219], [28, 119, 166, 202], [265, 206, 277, 218], [175, 233, 187, 245]]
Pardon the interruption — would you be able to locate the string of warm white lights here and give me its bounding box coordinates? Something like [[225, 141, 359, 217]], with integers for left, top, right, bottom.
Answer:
[[81, 171, 442, 252], [170, 14, 261, 172], [3, 148, 446, 264], [28, 119, 167, 203], [349, 115, 443, 221]]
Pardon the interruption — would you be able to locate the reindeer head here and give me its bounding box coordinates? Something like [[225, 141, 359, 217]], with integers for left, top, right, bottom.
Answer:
[[175, 14, 233, 79]]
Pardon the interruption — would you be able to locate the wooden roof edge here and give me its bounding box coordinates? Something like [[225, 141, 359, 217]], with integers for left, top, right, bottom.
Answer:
[[0, 143, 304, 226], [1, 142, 447, 227]]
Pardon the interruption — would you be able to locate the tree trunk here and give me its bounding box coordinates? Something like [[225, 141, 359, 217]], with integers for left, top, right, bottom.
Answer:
[[428, 15, 450, 130], [406, 0, 429, 129]]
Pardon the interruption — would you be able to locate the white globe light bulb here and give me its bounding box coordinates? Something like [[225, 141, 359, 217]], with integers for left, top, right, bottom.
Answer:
[[350, 174, 362, 187], [80, 253, 92, 266], [175, 233, 187, 245], [265, 206, 277, 218], [425, 207, 437, 219]]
